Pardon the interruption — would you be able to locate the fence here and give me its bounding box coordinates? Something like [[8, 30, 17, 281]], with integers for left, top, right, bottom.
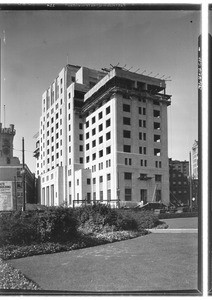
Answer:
[[72, 199, 120, 209]]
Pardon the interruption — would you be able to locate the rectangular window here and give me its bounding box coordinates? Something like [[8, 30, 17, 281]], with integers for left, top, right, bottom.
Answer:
[[124, 172, 132, 180], [92, 116, 95, 124], [99, 176, 103, 183], [139, 132, 142, 140], [106, 146, 111, 155], [80, 157, 83, 164], [79, 145, 83, 151], [92, 128, 96, 136], [99, 150, 103, 157], [155, 175, 162, 182], [93, 192, 96, 201], [123, 130, 131, 138], [107, 189, 111, 200], [138, 107, 142, 114], [99, 111, 103, 119], [140, 189, 147, 203], [79, 134, 83, 140], [107, 174, 111, 181], [86, 132, 89, 139], [86, 143, 89, 150], [124, 145, 131, 153], [106, 119, 110, 128], [125, 188, 132, 201], [87, 178, 91, 185], [87, 193, 91, 202], [123, 117, 131, 125], [86, 156, 89, 163], [86, 121, 89, 128], [100, 191, 103, 201], [99, 124, 103, 132], [154, 122, 161, 130], [92, 140, 96, 147], [123, 104, 131, 112], [92, 153, 96, 160], [106, 106, 110, 114], [143, 107, 146, 115], [79, 123, 83, 130], [154, 110, 160, 118], [125, 158, 132, 165], [144, 147, 147, 155], [154, 148, 161, 156], [93, 178, 96, 184], [154, 134, 161, 142], [106, 132, 111, 140]]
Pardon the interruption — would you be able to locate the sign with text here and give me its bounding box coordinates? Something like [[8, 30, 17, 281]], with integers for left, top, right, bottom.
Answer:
[[0, 181, 13, 211]]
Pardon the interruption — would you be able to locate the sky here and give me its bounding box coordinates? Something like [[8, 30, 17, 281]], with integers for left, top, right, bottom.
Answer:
[[0, 7, 200, 172]]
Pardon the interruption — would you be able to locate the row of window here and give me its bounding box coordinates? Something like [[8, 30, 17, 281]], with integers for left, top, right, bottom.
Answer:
[[85, 132, 111, 150], [86, 106, 111, 128], [123, 117, 161, 130], [124, 173, 162, 182], [85, 146, 111, 163], [91, 159, 111, 172], [123, 145, 162, 156], [123, 103, 160, 118], [85, 119, 111, 139], [74, 173, 163, 185]]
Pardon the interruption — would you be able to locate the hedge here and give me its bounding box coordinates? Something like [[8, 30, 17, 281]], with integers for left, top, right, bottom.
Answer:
[[0, 204, 160, 248], [0, 207, 78, 246]]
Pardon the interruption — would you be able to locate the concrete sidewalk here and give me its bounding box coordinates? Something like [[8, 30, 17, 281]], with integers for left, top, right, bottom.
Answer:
[[9, 218, 198, 292]]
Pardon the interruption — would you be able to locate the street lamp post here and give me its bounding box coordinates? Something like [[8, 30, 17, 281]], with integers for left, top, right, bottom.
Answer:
[[22, 137, 26, 211]]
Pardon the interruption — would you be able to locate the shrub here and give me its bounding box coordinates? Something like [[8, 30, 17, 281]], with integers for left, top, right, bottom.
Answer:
[[0, 207, 78, 246], [74, 203, 119, 233], [73, 204, 159, 233], [116, 209, 160, 231]]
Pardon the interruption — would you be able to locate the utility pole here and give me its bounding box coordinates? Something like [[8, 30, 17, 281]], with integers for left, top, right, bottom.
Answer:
[[22, 137, 26, 211], [14, 176, 17, 210], [189, 151, 192, 212]]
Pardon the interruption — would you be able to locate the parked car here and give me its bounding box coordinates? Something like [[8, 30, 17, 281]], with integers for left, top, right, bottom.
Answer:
[[136, 202, 168, 212]]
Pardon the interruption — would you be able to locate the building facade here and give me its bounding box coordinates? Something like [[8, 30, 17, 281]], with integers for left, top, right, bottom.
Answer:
[[169, 159, 190, 206], [192, 140, 198, 179], [0, 123, 36, 210], [34, 65, 171, 207]]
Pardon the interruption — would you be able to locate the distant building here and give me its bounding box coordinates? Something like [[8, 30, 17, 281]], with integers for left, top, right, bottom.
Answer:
[[192, 140, 198, 179], [34, 64, 172, 207], [169, 159, 190, 206], [0, 123, 36, 210]]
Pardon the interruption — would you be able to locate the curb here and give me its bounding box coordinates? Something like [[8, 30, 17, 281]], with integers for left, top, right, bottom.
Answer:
[[148, 228, 198, 233]]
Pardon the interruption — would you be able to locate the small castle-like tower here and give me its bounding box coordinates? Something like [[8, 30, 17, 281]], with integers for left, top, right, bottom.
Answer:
[[0, 123, 17, 165]]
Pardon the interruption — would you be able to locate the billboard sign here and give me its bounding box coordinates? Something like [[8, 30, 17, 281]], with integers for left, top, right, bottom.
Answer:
[[0, 181, 13, 211]]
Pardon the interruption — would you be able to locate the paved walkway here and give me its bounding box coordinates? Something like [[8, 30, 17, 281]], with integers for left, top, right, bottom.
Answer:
[[9, 217, 198, 292]]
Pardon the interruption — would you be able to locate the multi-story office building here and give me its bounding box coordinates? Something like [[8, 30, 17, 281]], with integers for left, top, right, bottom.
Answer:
[[192, 140, 198, 179], [169, 159, 190, 206], [34, 65, 171, 207]]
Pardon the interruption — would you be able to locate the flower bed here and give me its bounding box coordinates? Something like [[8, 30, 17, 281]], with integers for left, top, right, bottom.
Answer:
[[0, 230, 146, 261], [0, 258, 41, 290]]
